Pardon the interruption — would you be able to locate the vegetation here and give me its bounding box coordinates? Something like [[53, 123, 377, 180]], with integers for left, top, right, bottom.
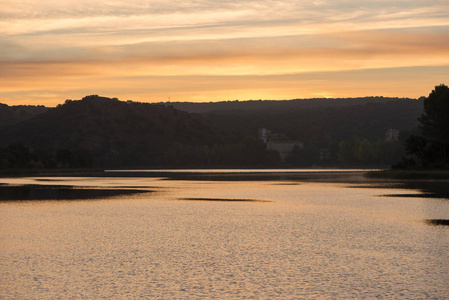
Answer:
[[0, 96, 232, 167], [365, 169, 449, 180], [186, 98, 422, 145], [336, 138, 404, 166], [0, 103, 48, 129], [179, 97, 419, 167], [163, 138, 280, 167], [0, 93, 427, 169], [394, 84, 449, 169], [0, 144, 93, 170]]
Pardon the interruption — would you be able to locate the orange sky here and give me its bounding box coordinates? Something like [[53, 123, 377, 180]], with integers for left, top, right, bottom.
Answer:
[[1, 0, 449, 106]]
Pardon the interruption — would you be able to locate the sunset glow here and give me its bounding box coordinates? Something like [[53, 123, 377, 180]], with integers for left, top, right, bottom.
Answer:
[[1, 0, 449, 105]]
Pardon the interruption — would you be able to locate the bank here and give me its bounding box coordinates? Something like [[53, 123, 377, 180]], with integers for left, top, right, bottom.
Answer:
[[365, 169, 449, 180]]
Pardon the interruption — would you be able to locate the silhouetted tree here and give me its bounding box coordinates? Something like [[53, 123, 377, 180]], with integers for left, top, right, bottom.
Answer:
[[402, 84, 449, 168], [419, 84, 449, 162], [419, 85, 449, 141]]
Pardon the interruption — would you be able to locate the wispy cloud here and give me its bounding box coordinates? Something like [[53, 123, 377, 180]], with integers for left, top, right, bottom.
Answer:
[[1, 0, 449, 105]]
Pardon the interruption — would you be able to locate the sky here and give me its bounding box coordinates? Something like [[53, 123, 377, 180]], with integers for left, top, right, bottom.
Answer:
[[1, 0, 449, 106]]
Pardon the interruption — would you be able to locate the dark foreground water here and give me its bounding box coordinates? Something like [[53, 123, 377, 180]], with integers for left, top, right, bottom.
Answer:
[[1, 170, 448, 298]]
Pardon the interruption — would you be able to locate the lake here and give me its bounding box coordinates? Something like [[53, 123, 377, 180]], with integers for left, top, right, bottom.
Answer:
[[1, 169, 448, 298]]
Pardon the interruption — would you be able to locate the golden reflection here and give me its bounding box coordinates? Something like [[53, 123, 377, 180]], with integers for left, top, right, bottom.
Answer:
[[1, 173, 449, 298]]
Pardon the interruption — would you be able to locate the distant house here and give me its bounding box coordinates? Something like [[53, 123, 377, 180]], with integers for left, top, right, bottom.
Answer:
[[385, 129, 400, 140], [259, 128, 304, 162], [267, 140, 304, 162], [319, 148, 331, 160], [258, 128, 272, 144]]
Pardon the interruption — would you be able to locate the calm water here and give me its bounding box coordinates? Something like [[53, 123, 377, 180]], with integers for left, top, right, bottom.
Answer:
[[1, 170, 448, 299]]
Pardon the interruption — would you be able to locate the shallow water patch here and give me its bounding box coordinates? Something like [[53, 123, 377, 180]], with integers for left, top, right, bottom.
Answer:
[[378, 193, 436, 198], [178, 197, 272, 202], [0, 184, 151, 201], [425, 219, 449, 226]]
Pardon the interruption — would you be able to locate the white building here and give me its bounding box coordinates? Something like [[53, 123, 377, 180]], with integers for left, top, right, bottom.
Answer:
[[258, 128, 272, 144], [267, 140, 304, 162], [385, 129, 400, 140]]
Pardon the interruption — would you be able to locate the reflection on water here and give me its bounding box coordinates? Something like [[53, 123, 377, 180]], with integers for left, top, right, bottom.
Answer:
[[0, 184, 150, 201], [380, 193, 435, 198], [179, 197, 272, 202], [106, 169, 372, 182], [1, 170, 448, 299], [426, 219, 449, 226], [404, 180, 449, 199], [359, 181, 449, 200]]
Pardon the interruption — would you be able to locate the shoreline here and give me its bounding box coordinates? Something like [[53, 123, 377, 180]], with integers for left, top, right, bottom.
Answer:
[[365, 169, 449, 180], [3, 167, 449, 181], [0, 167, 373, 179], [0, 168, 106, 177]]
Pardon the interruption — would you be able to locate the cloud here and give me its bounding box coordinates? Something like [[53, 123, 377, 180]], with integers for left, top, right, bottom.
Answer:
[[1, 0, 449, 105], [3, 25, 448, 73]]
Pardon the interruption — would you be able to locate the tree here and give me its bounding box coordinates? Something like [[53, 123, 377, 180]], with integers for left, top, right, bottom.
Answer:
[[286, 144, 321, 167], [403, 84, 449, 168], [419, 84, 449, 144], [375, 139, 404, 165], [6, 144, 31, 168], [357, 139, 374, 165], [337, 139, 358, 165], [56, 149, 72, 167]]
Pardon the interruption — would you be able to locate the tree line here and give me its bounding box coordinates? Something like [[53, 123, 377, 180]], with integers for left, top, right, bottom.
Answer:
[[0, 144, 93, 170], [336, 138, 404, 166], [163, 138, 281, 166]]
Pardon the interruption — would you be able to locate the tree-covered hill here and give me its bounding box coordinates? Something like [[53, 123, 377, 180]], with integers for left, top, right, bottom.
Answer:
[[171, 98, 424, 144], [164, 97, 420, 114], [0, 95, 425, 168], [0, 103, 48, 129], [167, 97, 424, 167], [0, 95, 232, 167]]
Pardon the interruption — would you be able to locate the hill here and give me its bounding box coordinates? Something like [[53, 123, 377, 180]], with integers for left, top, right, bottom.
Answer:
[[163, 97, 419, 114], [0, 95, 424, 168], [0, 95, 232, 167], [165, 97, 423, 144], [0, 103, 48, 129]]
